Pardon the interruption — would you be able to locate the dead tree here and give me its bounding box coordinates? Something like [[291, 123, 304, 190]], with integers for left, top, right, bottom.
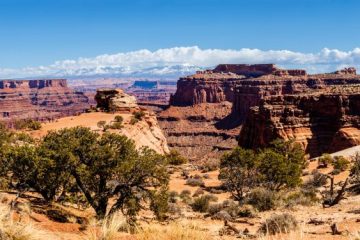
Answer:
[[322, 176, 349, 207]]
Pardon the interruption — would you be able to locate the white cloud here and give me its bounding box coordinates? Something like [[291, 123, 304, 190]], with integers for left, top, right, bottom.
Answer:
[[1, 46, 360, 79]]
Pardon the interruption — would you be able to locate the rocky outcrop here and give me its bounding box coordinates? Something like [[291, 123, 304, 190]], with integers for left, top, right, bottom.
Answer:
[[162, 64, 360, 159], [0, 79, 90, 123], [95, 88, 139, 112], [94, 88, 169, 154]]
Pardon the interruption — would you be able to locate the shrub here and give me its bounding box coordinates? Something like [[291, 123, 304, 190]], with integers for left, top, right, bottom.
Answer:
[[169, 191, 179, 203], [186, 178, 205, 187], [191, 194, 217, 213], [166, 150, 188, 165], [305, 170, 328, 187], [258, 213, 298, 235], [97, 120, 107, 130], [109, 122, 123, 129], [207, 203, 223, 215], [14, 119, 42, 130], [180, 189, 191, 197], [201, 158, 219, 172], [318, 153, 333, 168], [129, 117, 138, 125], [237, 205, 256, 218], [246, 188, 279, 211], [27, 120, 42, 130], [114, 115, 123, 123], [351, 153, 360, 186], [179, 190, 192, 204], [332, 156, 350, 171], [284, 190, 318, 207], [133, 111, 146, 121]]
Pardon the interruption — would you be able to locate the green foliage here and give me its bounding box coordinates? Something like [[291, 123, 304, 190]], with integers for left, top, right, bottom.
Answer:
[[129, 117, 138, 125], [114, 115, 124, 123], [166, 150, 188, 165], [318, 153, 333, 168], [191, 194, 217, 213], [259, 213, 298, 235], [258, 140, 305, 190], [133, 111, 145, 121], [14, 119, 42, 130], [332, 156, 350, 171], [150, 187, 169, 221], [219, 147, 259, 201], [0, 126, 169, 220], [97, 120, 107, 130], [109, 122, 123, 130], [245, 188, 279, 211], [219, 140, 305, 201]]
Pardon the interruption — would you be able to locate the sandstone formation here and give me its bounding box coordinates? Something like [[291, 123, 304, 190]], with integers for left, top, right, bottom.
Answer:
[[94, 88, 169, 154], [161, 64, 360, 159], [0, 79, 90, 123], [95, 88, 139, 112]]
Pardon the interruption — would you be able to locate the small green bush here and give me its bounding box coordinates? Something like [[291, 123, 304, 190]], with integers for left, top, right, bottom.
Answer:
[[97, 120, 107, 129], [129, 117, 138, 125], [318, 153, 332, 168], [110, 122, 123, 129], [332, 156, 350, 171], [114, 115, 124, 123], [259, 213, 298, 235], [14, 119, 41, 130], [166, 150, 188, 165], [133, 111, 145, 121], [246, 188, 279, 211], [179, 190, 192, 204], [191, 194, 217, 213]]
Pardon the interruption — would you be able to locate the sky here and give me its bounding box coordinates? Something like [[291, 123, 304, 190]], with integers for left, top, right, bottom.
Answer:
[[0, 0, 360, 78]]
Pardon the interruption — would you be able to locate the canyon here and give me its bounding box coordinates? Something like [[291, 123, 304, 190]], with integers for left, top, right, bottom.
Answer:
[[0, 79, 91, 124], [160, 64, 360, 159]]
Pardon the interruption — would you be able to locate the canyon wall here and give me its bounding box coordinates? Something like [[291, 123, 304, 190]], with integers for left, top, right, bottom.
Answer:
[[0, 79, 91, 123], [161, 65, 360, 160]]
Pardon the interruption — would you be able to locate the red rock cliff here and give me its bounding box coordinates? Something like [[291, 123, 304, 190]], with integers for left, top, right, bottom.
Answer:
[[163, 64, 360, 159], [0, 79, 91, 123]]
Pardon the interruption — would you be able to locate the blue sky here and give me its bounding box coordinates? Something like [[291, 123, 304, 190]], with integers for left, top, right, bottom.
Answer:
[[0, 0, 359, 77]]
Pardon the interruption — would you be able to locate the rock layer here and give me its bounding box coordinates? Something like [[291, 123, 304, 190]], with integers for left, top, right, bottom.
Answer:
[[162, 64, 360, 159], [0, 79, 90, 123]]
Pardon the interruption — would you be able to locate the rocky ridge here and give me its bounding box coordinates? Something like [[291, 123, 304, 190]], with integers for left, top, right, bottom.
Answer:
[[0, 79, 90, 123], [160, 64, 360, 159]]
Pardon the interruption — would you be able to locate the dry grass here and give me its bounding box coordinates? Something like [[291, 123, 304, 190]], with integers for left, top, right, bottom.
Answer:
[[257, 223, 305, 240], [136, 221, 211, 240], [0, 202, 56, 240], [85, 212, 128, 240]]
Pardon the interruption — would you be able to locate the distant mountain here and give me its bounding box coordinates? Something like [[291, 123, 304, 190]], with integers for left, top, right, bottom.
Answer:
[[21, 64, 204, 80]]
